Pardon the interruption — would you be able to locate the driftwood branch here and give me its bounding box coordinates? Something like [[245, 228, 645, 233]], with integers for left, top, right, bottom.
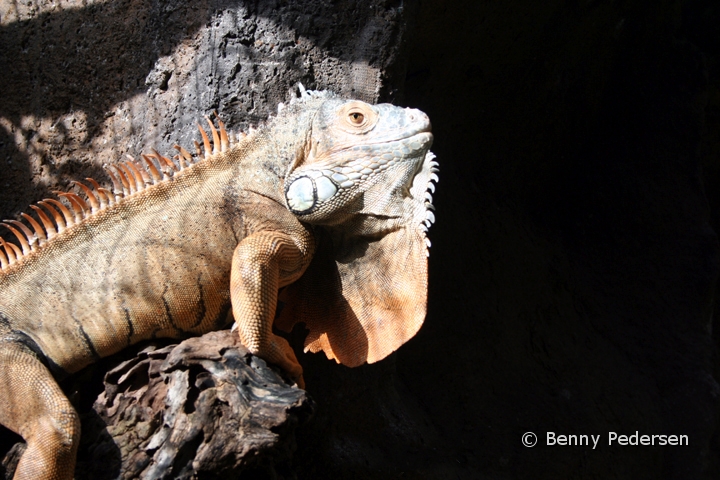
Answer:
[[2, 331, 313, 480]]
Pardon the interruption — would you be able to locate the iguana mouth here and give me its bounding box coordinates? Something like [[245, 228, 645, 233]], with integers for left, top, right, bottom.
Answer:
[[310, 130, 433, 161], [362, 130, 433, 148]]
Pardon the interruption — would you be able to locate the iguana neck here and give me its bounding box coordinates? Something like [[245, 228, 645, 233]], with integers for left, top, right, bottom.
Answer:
[[223, 103, 317, 208]]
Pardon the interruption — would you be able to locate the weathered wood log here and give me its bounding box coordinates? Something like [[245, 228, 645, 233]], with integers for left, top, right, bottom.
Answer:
[[2, 330, 313, 480]]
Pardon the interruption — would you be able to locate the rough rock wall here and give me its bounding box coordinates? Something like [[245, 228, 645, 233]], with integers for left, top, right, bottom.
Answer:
[[0, 0, 408, 221]]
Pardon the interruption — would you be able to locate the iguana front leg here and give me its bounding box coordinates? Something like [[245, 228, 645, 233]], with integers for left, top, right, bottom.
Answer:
[[230, 230, 313, 387]]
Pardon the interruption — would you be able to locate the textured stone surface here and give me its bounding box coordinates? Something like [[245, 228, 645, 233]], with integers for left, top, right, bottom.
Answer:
[[0, 0, 409, 222]]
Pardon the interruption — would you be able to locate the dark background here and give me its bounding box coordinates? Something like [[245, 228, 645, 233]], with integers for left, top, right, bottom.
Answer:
[[1, 0, 720, 478], [394, 1, 720, 478]]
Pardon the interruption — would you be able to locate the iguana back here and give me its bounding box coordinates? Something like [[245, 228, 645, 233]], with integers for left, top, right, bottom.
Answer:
[[0, 113, 316, 374]]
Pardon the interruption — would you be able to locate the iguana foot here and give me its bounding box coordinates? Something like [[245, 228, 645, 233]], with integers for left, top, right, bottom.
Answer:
[[270, 333, 302, 374], [267, 332, 305, 388], [233, 326, 304, 388]]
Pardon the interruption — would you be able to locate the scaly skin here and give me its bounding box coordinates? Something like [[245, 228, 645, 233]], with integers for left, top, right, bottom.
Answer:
[[0, 88, 436, 479]]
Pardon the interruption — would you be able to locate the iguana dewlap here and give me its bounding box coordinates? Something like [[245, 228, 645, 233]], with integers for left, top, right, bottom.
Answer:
[[0, 88, 436, 480]]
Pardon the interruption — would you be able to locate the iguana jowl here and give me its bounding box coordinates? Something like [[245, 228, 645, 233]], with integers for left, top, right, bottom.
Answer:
[[0, 87, 436, 480]]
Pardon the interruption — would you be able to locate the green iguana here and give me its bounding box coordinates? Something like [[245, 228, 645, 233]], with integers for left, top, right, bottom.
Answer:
[[0, 86, 436, 480]]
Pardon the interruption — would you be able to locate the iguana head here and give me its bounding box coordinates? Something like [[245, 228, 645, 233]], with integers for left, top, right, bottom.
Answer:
[[277, 91, 437, 368], [284, 98, 433, 226]]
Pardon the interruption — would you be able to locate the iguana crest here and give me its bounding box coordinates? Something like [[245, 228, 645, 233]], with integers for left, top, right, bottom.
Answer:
[[0, 116, 233, 271]]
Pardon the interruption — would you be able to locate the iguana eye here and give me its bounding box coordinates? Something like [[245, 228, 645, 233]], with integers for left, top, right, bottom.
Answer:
[[338, 101, 378, 133], [348, 111, 365, 125]]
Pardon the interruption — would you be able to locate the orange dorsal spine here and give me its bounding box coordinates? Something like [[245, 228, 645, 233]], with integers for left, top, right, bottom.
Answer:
[[0, 116, 233, 272]]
